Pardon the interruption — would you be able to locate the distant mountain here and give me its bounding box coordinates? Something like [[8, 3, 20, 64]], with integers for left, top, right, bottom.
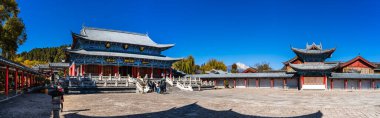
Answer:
[[227, 62, 250, 73]]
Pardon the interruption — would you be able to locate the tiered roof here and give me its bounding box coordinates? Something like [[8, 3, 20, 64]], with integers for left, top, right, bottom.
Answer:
[[73, 26, 174, 49], [289, 42, 338, 74], [68, 49, 181, 61], [289, 63, 338, 71], [68, 26, 181, 62], [291, 43, 335, 62]]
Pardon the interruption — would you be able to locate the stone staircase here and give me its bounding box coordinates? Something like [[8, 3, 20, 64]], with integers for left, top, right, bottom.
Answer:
[[67, 86, 136, 94]]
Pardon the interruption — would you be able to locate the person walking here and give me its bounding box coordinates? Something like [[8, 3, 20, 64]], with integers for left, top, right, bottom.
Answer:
[[57, 84, 64, 112]]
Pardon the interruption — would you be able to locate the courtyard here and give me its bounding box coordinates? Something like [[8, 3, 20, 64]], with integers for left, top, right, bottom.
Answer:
[[1, 89, 380, 118]]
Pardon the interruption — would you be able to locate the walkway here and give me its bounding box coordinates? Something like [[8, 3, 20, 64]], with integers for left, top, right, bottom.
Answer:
[[0, 93, 51, 118]]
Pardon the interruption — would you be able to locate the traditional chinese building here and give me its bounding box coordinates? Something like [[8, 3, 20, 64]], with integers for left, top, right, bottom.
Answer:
[[66, 26, 181, 78], [288, 43, 338, 90], [189, 42, 380, 90]]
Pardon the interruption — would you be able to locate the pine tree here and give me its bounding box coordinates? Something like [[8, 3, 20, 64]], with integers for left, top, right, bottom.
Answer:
[[0, 0, 27, 59]]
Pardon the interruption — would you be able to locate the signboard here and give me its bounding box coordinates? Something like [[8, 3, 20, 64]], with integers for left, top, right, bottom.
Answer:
[[124, 59, 135, 63], [142, 61, 149, 64], [105, 58, 115, 63]]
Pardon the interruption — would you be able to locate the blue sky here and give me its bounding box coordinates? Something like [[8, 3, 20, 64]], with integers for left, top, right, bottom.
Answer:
[[17, 0, 380, 69]]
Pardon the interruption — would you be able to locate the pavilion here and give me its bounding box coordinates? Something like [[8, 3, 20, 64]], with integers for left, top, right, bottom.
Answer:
[[66, 26, 181, 79]]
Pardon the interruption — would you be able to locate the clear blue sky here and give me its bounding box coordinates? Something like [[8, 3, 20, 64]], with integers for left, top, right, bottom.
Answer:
[[17, 0, 380, 69]]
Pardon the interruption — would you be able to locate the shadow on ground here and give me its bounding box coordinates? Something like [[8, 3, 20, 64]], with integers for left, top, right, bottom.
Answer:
[[63, 102, 323, 118]]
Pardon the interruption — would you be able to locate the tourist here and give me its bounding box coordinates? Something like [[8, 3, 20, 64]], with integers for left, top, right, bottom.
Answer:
[[161, 80, 166, 93], [57, 84, 64, 112], [152, 82, 156, 92], [148, 81, 154, 93], [156, 82, 161, 93]]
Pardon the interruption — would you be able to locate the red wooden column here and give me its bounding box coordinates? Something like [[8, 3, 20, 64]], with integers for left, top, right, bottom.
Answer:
[[100, 65, 103, 76], [283, 78, 287, 89], [244, 79, 247, 88], [113, 66, 117, 76], [81, 65, 84, 76], [233, 79, 236, 88], [15, 68, 18, 91], [26, 74, 29, 87], [73, 64, 77, 76], [137, 67, 140, 78], [150, 66, 153, 78], [31, 75, 34, 86], [330, 79, 334, 90], [64, 69, 67, 78], [157, 69, 161, 77], [5, 65, 9, 96], [21, 71, 24, 89], [117, 66, 119, 76], [164, 68, 167, 78], [359, 79, 362, 90], [323, 75, 327, 89], [69, 66, 72, 76], [169, 68, 172, 79], [214, 79, 217, 86], [270, 79, 274, 88], [30, 74, 32, 87], [256, 79, 259, 88], [344, 79, 348, 90], [131, 67, 134, 77]]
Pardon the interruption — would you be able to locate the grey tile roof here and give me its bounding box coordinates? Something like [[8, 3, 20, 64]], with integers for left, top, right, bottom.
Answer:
[[186, 73, 294, 78], [330, 73, 380, 79], [0, 56, 40, 74], [79, 27, 174, 48], [289, 63, 338, 70], [69, 49, 182, 61], [291, 47, 336, 54], [49, 63, 70, 67], [306, 42, 323, 50], [373, 63, 380, 70]]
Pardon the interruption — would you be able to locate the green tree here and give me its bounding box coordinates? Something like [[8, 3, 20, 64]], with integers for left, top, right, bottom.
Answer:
[[254, 62, 272, 72], [200, 59, 227, 73], [0, 0, 27, 59], [172, 55, 196, 74], [17, 45, 69, 63], [231, 63, 238, 73]]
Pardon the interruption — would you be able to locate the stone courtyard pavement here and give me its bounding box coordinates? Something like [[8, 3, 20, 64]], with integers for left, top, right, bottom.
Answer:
[[61, 89, 380, 118], [1, 89, 380, 118]]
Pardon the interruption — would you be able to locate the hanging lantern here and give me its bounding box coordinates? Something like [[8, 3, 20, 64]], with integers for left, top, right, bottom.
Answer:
[[140, 46, 145, 51], [105, 42, 111, 48], [124, 44, 129, 49]]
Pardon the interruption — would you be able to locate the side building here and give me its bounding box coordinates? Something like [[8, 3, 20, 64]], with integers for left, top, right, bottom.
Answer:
[[66, 26, 181, 79], [189, 43, 380, 90]]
